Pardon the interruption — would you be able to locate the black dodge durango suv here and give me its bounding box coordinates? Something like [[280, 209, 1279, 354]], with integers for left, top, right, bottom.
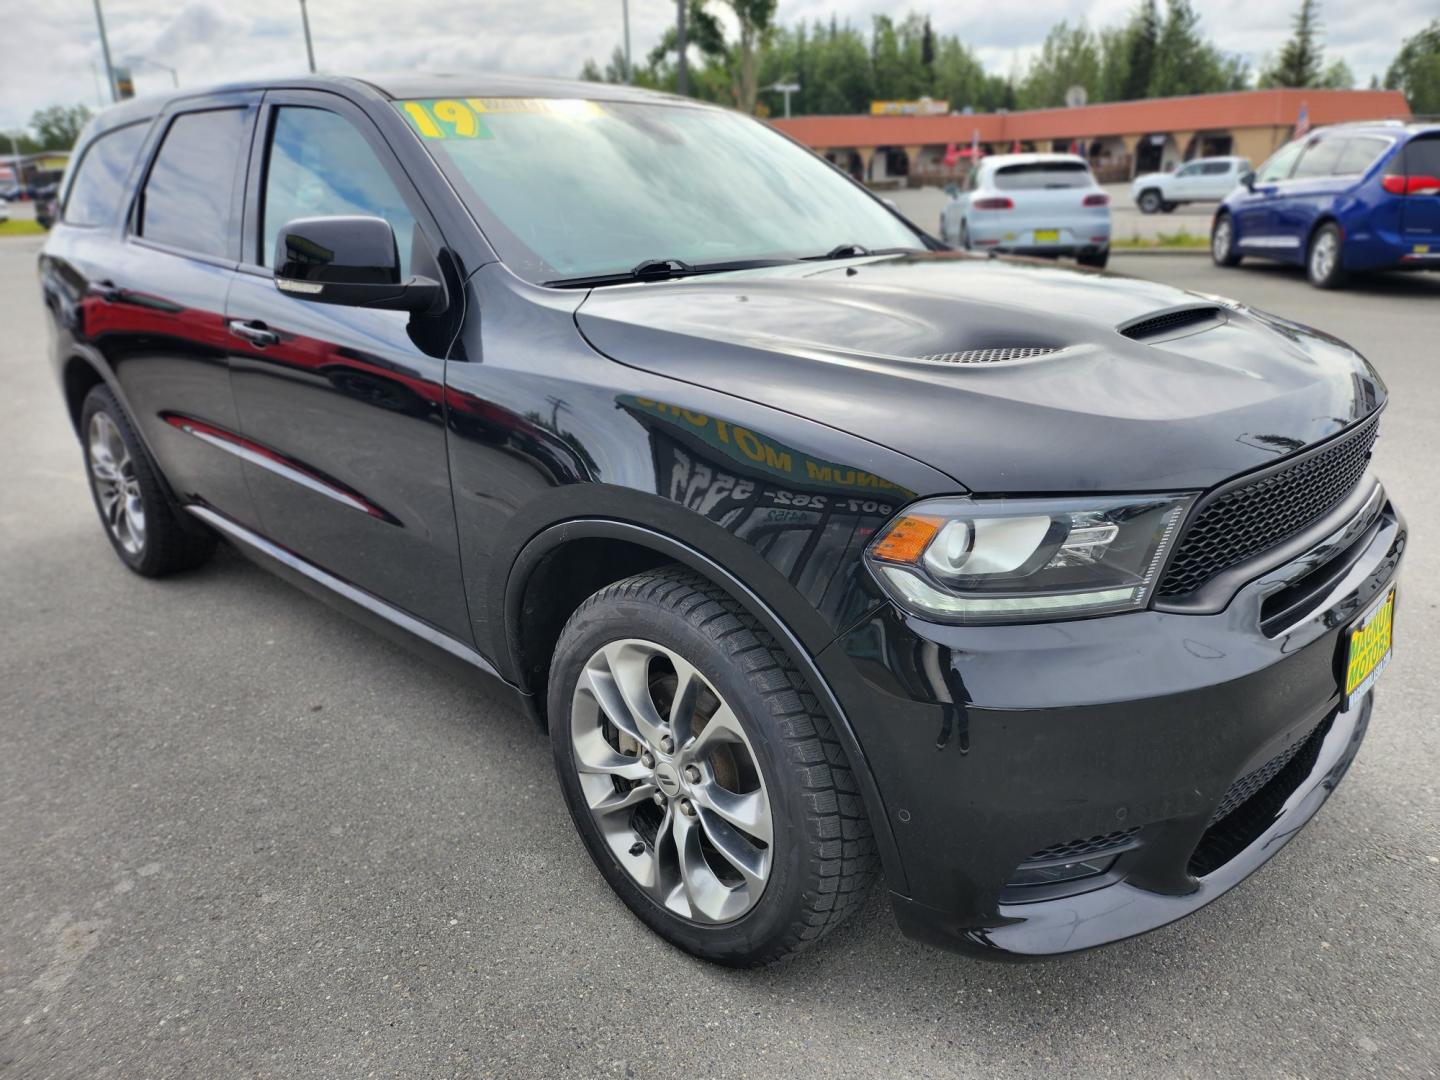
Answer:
[[39, 75, 1404, 966]]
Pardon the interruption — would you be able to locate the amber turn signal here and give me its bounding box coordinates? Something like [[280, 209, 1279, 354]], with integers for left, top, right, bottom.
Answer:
[[871, 514, 943, 564]]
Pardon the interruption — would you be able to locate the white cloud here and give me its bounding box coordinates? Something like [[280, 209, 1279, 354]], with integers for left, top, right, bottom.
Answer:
[[0, 0, 1430, 130]]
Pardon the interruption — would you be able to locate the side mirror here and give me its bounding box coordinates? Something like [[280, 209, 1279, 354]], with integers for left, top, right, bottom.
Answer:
[[1241, 171, 1256, 190], [274, 215, 441, 313]]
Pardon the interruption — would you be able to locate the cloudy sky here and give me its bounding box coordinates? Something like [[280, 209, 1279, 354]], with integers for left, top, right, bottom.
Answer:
[[1, 0, 1432, 130]]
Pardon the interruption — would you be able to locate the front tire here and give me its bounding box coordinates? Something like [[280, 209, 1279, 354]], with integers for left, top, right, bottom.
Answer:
[[80, 385, 216, 576], [548, 566, 878, 966], [1211, 212, 1242, 267], [1307, 222, 1347, 289], [1138, 189, 1162, 214]]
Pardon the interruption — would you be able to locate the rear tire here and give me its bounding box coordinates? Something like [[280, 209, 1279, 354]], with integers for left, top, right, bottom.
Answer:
[[80, 385, 216, 577], [1138, 189, 1162, 214], [1211, 212, 1243, 267], [1307, 222, 1347, 289], [1077, 248, 1109, 269], [959, 220, 972, 251], [548, 566, 878, 966]]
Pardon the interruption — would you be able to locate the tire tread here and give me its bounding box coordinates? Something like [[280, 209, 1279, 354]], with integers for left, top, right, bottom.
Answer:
[[562, 565, 879, 964]]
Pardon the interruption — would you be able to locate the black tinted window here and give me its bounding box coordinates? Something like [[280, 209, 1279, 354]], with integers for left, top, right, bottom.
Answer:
[[992, 161, 1091, 190], [1334, 136, 1391, 176], [261, 107, 415, 275], [1401, 135, 1440, 177], [63, 122, 148, 227], [1291, 137, 1347, 178], [1200, 161, 1230, 176], [140, 108, 248, 258]]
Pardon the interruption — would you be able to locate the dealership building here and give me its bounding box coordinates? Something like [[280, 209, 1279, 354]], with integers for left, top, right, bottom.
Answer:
[[770, 88, 1413, 185]]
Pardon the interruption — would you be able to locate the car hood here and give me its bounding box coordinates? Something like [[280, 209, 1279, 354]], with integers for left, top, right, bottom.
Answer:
[[575, 253, 1386, 493], [1131, 172, 1167, 187]]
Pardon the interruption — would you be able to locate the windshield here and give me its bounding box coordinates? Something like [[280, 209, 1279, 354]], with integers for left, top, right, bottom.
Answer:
[[396, 97, 923, 283], [992, 162, 1092, 190]]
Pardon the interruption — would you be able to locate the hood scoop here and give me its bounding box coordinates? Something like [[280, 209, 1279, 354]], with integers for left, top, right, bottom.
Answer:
[[1118, 304, 1226, 341], [916, 346, 1061, 364]]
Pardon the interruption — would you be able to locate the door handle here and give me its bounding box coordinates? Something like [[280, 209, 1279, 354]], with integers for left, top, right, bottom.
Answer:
[[227, 319, 280, 348], [91, 279, 123, 302]]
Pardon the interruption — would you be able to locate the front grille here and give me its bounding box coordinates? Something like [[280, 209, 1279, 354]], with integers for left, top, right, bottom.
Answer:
[[1118, 305, 1223, 339], [1158, 415, 1379, 598], [1024, 828, 1140, 864], [917, 346, 1059, 364]]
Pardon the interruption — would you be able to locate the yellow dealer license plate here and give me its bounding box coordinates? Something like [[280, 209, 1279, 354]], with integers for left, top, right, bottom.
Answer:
[[1344, 588, 1395, 707], [1034, 229, 1059, 243]]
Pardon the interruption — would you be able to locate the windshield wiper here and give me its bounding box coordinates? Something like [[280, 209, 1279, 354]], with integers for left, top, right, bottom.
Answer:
[[800, 243, 922, 262], [545, 256, 797, 289], [804, 243, 870, 260]]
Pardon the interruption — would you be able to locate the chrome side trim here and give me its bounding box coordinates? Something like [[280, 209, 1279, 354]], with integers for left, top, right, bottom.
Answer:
[[187, 505, 499, 678], [186, 428, 375, 515], [1239, 235, 1301, 249]]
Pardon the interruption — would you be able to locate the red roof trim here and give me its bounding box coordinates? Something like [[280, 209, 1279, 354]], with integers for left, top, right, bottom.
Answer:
[[771, 89, 1412, 148]]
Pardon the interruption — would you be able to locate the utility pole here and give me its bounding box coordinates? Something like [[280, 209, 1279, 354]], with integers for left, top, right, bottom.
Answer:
[[92, 0, 118, 103], [675, 0, 687, 96], [621, 0, 632, 84], [299, 0, 317, 73]]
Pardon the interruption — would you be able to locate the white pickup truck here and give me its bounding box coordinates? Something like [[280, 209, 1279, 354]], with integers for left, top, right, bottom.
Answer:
[[1130, 156, 1252, 213]]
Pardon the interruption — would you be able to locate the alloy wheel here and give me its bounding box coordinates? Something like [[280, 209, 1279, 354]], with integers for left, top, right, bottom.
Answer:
[[88, 411, 146, 556], [1212, 218, 1232, 262], [569, 638, 773, 924], [1311, 230, 1338, 282]]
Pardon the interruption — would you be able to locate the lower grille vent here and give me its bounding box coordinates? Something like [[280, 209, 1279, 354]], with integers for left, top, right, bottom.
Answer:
[[1189, 716, 1332, 877], [1025, 828, 1140, 864]]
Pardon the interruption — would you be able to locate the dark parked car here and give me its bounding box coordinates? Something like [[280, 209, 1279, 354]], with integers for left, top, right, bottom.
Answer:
[[39, 76, 1403, 966]]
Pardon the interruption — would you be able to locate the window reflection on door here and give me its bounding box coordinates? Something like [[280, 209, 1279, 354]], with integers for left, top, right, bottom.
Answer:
[[261, 107, 416, 275]]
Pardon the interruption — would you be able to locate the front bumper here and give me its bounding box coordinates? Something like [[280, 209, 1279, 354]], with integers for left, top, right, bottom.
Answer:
[[816, 496, 1405, 958]]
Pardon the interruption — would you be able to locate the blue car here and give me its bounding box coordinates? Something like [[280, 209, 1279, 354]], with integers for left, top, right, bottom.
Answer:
[[1211, 121, 1440, 288]]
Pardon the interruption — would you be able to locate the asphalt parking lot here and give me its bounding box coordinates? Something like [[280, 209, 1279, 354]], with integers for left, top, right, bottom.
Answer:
[[2, 235, 1437, 1079]]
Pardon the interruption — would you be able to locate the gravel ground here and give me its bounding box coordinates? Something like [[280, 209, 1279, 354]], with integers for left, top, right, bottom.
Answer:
[[1, 235, 1437, 1079]]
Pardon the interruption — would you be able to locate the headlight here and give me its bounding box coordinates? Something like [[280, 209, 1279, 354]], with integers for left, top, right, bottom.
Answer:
[[866, 494, 1192, 623]]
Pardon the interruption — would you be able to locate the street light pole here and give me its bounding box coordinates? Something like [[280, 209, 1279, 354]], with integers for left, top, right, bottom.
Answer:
[[622, 0, 632, 84], [91, 0, 119, 103], [299, 0, 317, 74], [769, 81, 800, 118], [127, 56, 179, 89], [675, 0, 687, 96]]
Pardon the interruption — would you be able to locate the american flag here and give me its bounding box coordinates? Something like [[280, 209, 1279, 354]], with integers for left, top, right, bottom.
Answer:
[[1295, 101, 1310, 137]]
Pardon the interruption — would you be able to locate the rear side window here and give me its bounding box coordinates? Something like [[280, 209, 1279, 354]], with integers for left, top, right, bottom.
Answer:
[[1291, 137, 1347, 179], [1200, 161, 1231, 176], [63, 122, 149, 227], [139, 108, 249, 259], [1396, 135, 1440, 178], [992, 162, 1091, 190], [1334, 136, 1391, 176]]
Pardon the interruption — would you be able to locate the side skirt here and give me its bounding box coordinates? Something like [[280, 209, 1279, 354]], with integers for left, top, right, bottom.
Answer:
[[187, 505, 522, 696]]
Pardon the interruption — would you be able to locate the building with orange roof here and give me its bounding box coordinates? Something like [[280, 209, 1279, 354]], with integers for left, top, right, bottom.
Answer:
[[770, 88, 1413, 185]]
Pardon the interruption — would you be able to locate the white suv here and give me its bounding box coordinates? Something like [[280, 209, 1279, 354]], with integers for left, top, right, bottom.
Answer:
[[940, 154, 1111, 268], [1130, 156, 1252, 214]]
